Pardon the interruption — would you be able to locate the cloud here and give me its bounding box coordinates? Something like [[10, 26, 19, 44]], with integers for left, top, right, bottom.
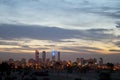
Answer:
[[0, 24, 115, 42], [0, 0, 120, 63], [60, 46, 103, 54], [44, 45, 56, 47], [80, 29, 115, 41], [109, 49, 120, 52], [114, 41, 120, 47], [95, 9, 120, 19], [80, 46, 103, 50], [0, 24, 80, 41], [0, 40, 18, 45], [68, 0, 120, 20], [21, 45, 30, 48], [116, 22, 120, 28], [0, 0, 118, 30]]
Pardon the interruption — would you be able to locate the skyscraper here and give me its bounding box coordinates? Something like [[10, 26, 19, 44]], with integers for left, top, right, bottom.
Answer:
[[42, 51, 46, 62], [35, 50, 39, 63], [57, 51, 60, 61], [99, 58, 103, 65], [52, 49, 56, 61]]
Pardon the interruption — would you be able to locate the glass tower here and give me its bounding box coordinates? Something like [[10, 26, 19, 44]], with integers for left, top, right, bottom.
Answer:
[[52, 49, 56, 61]]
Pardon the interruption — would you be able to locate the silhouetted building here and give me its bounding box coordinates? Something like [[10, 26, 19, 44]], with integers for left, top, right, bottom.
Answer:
[[52, 49, 56, 61], [8, 58, 14, 64], [42, 51, 46, 62], [80, 58, 84, 65], [76, 58, 80, 63], [35, 50, 39, 63], [99, 58, 103, 65], [57, 52, 60, 61]]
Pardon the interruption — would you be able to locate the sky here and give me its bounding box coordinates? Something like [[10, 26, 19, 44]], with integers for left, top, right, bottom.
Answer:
[[0, 0, 120, 63]]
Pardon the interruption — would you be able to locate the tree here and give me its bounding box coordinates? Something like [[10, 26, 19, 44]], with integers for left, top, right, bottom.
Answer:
[[106, 63, 114, 70], [0, 62, 12, 72]]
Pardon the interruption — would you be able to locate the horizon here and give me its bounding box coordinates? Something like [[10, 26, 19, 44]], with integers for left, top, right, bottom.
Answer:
[[0, 50, 120, 63]]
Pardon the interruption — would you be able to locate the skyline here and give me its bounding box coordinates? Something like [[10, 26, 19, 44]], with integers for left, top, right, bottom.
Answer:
[[0, 0, 120, 63]]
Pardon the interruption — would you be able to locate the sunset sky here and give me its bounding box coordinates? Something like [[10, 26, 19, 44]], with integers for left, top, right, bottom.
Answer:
[[0, 0, 120, 63]]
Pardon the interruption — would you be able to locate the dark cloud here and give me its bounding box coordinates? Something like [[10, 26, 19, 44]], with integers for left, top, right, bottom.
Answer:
[[114, 41, 120, 47], [100, 10, 120, 19], [116, 22, 120, 28], [0, 24, 114, 42], [96, 8, 120, 19], [60, 46, 103, 54], [72, 2, 120, 19], [83, 0, 89, 4], [80, 46, 103, 50], [82, 29, 114, 41], [0, 41, 18, 45], [57, 40, 76, 43], [117, 36, 120, 39], [109, 49, 120, 52], [44, 45, 56, 47], [0, 0, 16, 6], [36, 48, 49, 50], [21, 45, 30, 48], [0, 24, 80, 41]]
